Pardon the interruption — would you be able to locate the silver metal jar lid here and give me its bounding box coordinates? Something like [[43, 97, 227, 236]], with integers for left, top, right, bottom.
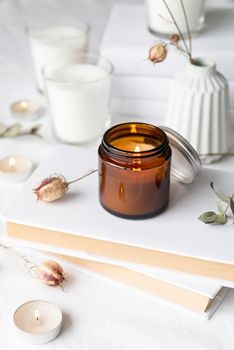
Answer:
[[160, 126, 202, 184]]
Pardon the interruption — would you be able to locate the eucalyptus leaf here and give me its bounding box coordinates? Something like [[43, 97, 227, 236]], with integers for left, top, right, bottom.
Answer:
[[30, 124, 41, 135], [198, 211, 217, 224], [214, 213, 228, 225], [19, 124, 42, 138], [210, 182, 230, 204], [217, 199, 225, 214], [31, 125, 40, 132], [230, 197, 234, 216], [0, 122, 7, 136], [3, 124, 22, 137], [199, 182, 233, 226]]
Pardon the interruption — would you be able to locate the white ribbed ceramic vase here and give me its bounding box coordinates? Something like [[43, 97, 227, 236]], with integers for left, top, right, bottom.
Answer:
[[166, 58, 232, 164]]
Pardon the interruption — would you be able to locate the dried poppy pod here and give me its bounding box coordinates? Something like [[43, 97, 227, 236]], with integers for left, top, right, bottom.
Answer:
[[169, 34, 180, 43], [35, 260, 65, 287], [33, 174, 68, 202], [33, 169, 97, 202], [148, 44, 167, 64]]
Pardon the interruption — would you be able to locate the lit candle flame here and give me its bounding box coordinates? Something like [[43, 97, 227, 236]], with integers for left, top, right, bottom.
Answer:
[[134, 145, 141, 152], [9, 157, 16, 169], [19, 100, 30, 112], [20, 100, 28, 108], [34, 310, 40, 322]]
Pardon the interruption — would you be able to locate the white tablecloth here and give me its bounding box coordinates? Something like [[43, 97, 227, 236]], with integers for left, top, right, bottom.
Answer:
[[0, 1, 234, 349]]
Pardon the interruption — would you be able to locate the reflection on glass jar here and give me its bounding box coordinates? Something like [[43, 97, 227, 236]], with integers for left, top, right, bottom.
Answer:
[[98, 123, 171, 219]]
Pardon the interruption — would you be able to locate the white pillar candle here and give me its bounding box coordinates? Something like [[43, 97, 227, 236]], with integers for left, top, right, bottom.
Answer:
[[13, 300, 62, 345], [146, 0, 205, 36], [28, 23, 89, 92], [44, 55, 112, 144]]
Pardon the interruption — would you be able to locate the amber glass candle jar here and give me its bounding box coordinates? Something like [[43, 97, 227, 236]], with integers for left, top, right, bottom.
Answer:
[[98, 122, 172, 219]]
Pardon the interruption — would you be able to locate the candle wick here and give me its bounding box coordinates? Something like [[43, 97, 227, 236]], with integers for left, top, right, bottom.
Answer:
[[34, 310, 40, 322]]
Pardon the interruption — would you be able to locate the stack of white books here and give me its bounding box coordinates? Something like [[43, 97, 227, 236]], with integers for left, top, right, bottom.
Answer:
[[1, 145, 234, 318], [100, 2, 234, 125]]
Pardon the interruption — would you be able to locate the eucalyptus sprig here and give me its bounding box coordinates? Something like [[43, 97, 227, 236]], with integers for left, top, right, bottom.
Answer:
[[0, 122, 41, 138], [198, 182, 234, 225]]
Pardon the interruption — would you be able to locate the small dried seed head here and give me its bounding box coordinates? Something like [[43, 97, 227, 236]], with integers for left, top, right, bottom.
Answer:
[[148, 44, 167, 64], [33, 175, 68, 202], [169, 34, 180, 43], [35, 260, 65, 287]]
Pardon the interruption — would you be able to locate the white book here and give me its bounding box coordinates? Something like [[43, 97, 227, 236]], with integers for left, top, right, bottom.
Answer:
[[2, 145, 234, 285], [41, 252, 229, 320], [5, 231, 234, 288], [111, 97, 167, 122], [1, 234, 221, 298], [0, 236, 226, 318], [112, 75, 234, 109], [111, 96, 234, 127], [101, 4, 234, 79]]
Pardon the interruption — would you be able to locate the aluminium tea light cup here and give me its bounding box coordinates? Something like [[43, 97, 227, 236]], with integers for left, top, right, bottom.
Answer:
[[0, 155, 34, 183], [10, 99, 44, 121], [13, 300, 63, 345]]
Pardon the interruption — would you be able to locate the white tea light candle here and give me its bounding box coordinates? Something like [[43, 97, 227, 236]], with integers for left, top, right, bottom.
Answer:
[[44, 54, 113, 144], [0, 155, 34, 183], [28, 22, 89, 92], [10, 99, 43, 121], [13, 300, 62, 345]]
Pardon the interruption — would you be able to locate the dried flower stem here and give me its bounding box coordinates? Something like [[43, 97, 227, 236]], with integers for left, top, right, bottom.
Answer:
[[34, 169, 98, 202], [67, 169, 98, 185], [179, 0, 192, 57], [0, 243, 66, 289], [161, 0, 191, 59], [0, 243, 35, 269], [170, 42, 190, 57]]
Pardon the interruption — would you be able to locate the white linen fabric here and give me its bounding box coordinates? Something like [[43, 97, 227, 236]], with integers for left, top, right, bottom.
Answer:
[[0, 1, 234, 349]]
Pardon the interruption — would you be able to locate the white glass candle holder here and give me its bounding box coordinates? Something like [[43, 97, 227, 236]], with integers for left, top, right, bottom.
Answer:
[[27, 19, 89, 92], [146, 0, 205, 37], [43, 53, 113, 145]]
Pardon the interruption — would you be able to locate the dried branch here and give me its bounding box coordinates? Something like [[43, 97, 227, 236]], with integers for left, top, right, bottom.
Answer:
[[179, 0, 192, 58], [161, 0, 190, 58]]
